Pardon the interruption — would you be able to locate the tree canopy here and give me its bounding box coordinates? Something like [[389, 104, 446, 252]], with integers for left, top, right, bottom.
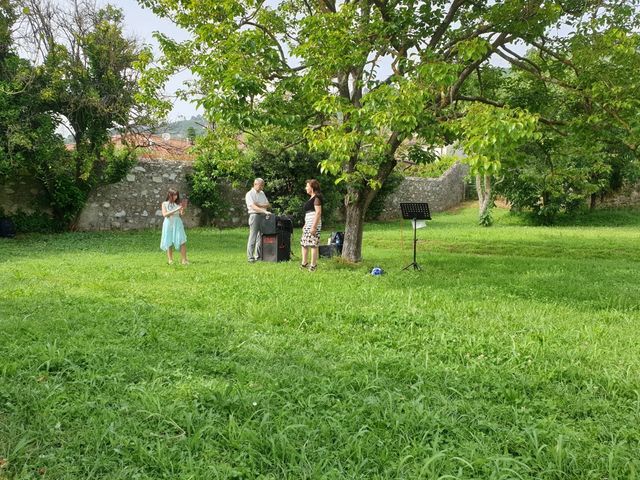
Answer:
[[1, 0, 160, 228], [454, 5, 640, 223], [140, 0, 640, 259]]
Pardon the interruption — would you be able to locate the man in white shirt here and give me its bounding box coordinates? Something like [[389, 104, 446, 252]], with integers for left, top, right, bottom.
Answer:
[[245, 178, 271, 262]]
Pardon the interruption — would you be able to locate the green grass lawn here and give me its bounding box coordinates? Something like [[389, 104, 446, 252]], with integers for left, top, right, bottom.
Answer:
[[1, 205, 640, 479]]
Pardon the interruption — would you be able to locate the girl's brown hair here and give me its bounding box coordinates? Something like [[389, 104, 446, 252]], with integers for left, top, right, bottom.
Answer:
[[166, 188, 180, 202], [306, 179, 321, 193]]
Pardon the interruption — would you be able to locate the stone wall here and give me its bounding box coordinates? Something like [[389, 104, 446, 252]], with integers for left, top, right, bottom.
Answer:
[[1, 158, 471, 230], [598, 181, 640, 208], [0, 176, 51, 216], [378, 161, 469, 220], [0, 159, 248, 230], [76, 160, 194, 230], [75, 159, 248, 231]]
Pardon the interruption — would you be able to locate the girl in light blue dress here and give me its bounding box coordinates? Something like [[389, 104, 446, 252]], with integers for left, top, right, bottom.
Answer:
[[160, 188, 189, 264]]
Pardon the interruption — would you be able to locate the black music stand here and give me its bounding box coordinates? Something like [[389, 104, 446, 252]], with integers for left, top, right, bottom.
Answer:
[[400, 202, 431, 271]]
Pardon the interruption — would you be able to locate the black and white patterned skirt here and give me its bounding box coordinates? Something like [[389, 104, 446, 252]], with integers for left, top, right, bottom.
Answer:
[[300, 211, 321, 247]]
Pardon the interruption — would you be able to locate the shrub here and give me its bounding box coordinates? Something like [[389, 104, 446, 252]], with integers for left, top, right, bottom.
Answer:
[[186, 127, 252, 225], [250, 147, 344, 226], [188, 127, 344, 226], [100, 143, 138, 185], [11, 210, 58, 233]]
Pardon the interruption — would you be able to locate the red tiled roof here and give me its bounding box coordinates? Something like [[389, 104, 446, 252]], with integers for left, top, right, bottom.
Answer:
[[64, 134, 195, 161], [111, 134, 195, 161]]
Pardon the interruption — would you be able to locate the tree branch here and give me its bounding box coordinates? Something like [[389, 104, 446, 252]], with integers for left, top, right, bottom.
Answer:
[[457, 95, 503, 108], [371, 0, 390, 22], [239, 0, 266, 24], [350, 67, 364, 107], [362, 51, 382, 86], [440, 24, 493, 58], [244, 21, 293, 71], [446, 32, 511, 107], [528, 39, 580, 77], [494, 48, 584, 93], [429, 0, 466, 50], [457, 95, 567, 130], [319, 0, 336, 13], [500, 45, 541, 75], [302, 0, 313, 15], [602, 105, 632, 134]]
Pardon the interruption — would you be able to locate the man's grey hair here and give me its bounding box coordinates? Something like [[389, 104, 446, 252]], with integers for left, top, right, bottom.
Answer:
[[254, 178, 265, 185]]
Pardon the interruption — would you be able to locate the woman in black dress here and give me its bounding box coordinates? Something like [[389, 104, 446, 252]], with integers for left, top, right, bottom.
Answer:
[[300, 179, 323, 271]]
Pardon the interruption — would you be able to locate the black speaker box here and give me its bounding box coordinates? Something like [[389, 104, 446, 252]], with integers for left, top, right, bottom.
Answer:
[[262, 214, 276, 235], [261, 232, 291, 262], [277, 216, 293, 233]]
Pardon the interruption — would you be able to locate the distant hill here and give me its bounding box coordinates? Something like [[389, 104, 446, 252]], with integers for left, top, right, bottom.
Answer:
[[154, 115, 208, 139], [65, 116, 209, 144]]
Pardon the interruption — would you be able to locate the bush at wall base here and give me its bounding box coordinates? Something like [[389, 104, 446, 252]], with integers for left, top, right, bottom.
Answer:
[[2, 211, 58, 234], [0, 217, 16, 238]]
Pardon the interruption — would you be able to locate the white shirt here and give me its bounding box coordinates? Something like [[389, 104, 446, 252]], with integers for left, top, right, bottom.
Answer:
[[245, 188, 268, 214]]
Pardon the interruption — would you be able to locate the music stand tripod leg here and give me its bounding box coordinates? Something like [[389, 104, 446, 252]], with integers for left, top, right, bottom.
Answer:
[[400, 202, 430, 271], [402, 217, 421, 271]]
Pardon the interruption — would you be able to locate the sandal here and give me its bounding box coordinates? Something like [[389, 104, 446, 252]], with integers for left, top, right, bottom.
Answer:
[[299, 263, 308, 270], [308, 264, 317, 272]]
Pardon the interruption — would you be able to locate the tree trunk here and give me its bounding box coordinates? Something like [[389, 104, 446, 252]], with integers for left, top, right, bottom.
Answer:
[[476, 173, 492, 223], [339, 145, 399, 263], [342, 192, 367, 262], [590, 193, 597, 210]]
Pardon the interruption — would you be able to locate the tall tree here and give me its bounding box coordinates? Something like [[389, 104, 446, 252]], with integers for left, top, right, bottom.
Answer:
[[1, 0, 66, 187], [139, 0, 631, 261], [477, 7, 640, 222], [455, 103, 539, 225], [5, 0, 162, 226]]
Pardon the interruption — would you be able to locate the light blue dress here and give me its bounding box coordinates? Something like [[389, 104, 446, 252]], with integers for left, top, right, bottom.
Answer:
[[160, 201, 187, 251]]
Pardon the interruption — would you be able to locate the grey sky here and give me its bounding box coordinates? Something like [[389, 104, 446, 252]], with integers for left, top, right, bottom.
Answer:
[[113, 0, 201, 120]]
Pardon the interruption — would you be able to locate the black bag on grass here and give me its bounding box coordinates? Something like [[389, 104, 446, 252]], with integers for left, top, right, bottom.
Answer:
[[329, 231, 344, 254]]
